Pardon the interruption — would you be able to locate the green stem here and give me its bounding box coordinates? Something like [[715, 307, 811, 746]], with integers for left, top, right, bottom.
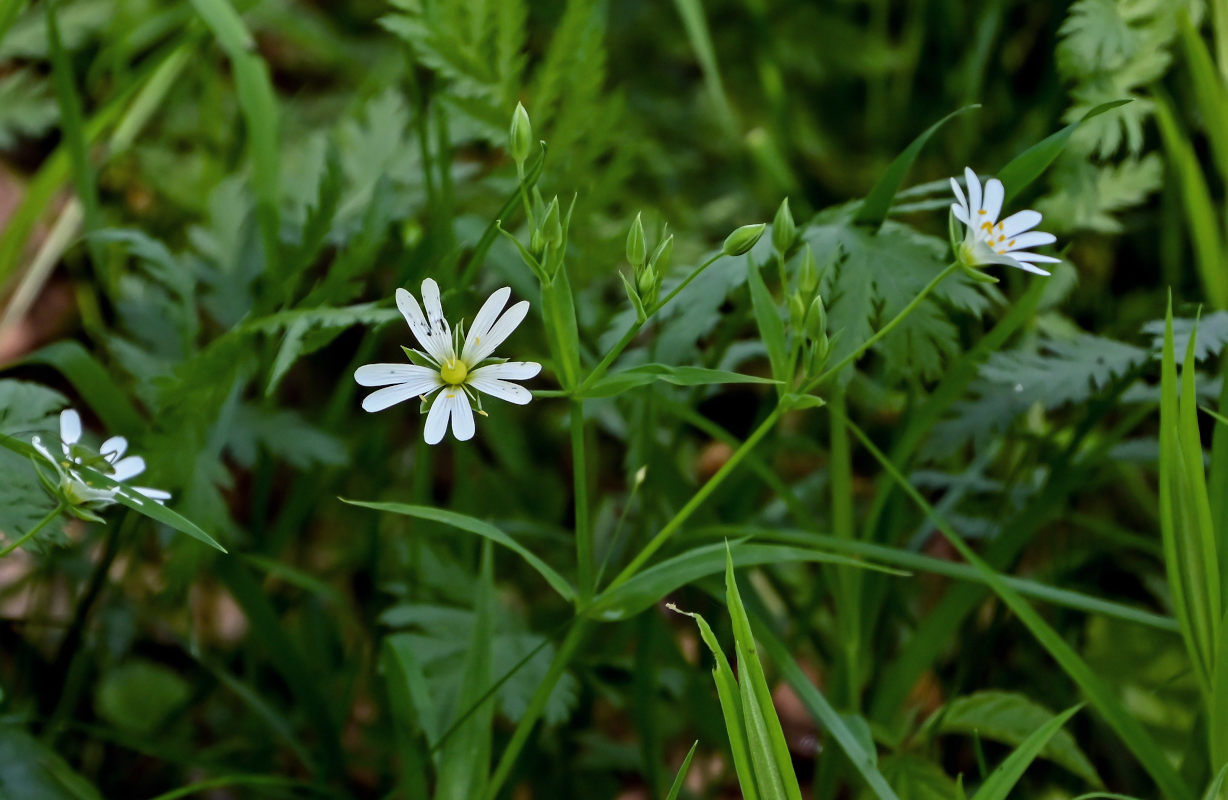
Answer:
[[485, 620, 590, 800], [575, 320, 643, 394], [652, 252, 724, 313], [0, 503, 63, 557], [574, 252, 726, 396], [571, 400, 592, 601], [603, 404, 783, 592], [808, 261, 959, 389]]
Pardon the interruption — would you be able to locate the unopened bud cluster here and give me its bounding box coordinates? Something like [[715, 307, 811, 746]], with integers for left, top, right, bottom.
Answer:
[[622, 212, 673, 317], [790, 243, 829, 375]]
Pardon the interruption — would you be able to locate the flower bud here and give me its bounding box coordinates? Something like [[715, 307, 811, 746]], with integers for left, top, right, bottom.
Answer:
[[772, 197, 796, 256], [789, 293, 806, 330], [798, 244, 819, 296], [637, 265, 658, 303], [649, 233, 674, 275], [542, 196, 562, 248], [509, 102, 533, 166], [722, 223, 766, 256], [805, 295, 827, 341], [626, 212, 646, 268], [530, 227, 545, 257]]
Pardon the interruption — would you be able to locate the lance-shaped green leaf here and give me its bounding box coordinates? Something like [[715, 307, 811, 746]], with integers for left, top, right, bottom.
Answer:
[[996, 100, 1130, 203], [580, 363, 779, 399], [970, 704, 1083, 800], [854, 105, 977, 229]]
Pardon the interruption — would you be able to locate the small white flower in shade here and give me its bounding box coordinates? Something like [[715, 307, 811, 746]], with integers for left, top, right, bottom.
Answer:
[[950, 166, 1060, 276], [31, 409, 171, 512], [354, 279, 542, 445]]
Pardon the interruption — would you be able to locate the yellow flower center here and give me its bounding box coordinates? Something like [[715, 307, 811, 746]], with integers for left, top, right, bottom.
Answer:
[[440, 358, 468, 386]]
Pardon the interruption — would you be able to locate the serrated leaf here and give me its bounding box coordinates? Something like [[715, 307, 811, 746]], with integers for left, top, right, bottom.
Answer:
[[808, 213, 994, 384], [929, 691, 1100, 785]]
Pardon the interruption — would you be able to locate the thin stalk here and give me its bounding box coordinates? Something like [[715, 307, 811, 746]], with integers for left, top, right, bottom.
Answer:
[[0, 503, 64, 558], [604, 405, 783, 592], [574, 252, 726, 395], [485, 620, 590, 800], [828, 387, 862, 707], [571, 401, 593, 600], [808, 261, 959, 389]]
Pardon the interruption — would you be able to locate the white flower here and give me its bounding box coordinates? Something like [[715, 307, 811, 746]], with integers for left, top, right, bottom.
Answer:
[[950, 167, 1060, 275], [31, 409, 171, 512], [354, 279, 542, 445]]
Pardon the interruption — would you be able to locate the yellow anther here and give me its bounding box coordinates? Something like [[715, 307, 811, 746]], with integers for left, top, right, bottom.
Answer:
[[978, 209, 987, 215]]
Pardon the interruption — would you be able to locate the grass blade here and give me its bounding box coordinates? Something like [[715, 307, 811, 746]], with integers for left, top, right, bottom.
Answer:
[[342, 500, 575, 602], [854, 105, 977, 229], [996, 100, 1129, 202], [664, 740, 699, 800], [842, 414, 1195, 800], [970, 704, 1082, 800]]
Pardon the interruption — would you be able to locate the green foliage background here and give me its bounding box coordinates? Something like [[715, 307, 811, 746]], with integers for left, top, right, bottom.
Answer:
[[0, 0, 1226, 798]]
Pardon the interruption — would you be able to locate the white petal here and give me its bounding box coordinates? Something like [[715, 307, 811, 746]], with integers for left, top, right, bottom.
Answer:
[[465, 300, 529, 364], [111, 455, 146, 482], [396, 288, 450, 363], [949, 177, 968, 214], [423, 391, 452, 445], [1011, 252, 1062, 264], [461, 287, 511, 363], [951, 202, 969, 225], [469, 375, 533, 405], [60, 409, 81, 445], [419, 279, 453, 358], [469, 361, 542, 381], [100, 436, 128, 461], [354, 363, 439, 387], [1002, 231, 1056, 251], [981, 178, 1004, 223], [131, 486, 171, 504], [448, 391, 475, 440], [964, 167, 982, 217], [1007, 258, 1052, 275], [362, 379, 442, 413], [998, 209, 1042, 238]]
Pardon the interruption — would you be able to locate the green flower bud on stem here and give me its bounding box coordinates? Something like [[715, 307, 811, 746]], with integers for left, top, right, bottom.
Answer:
[[789, 293, 806, 330], [637, 265, 658, 303], [722, 223, 766, 256], [798, 244, 819, 296], [542, 196, 563, 248], [805, 294, 827, 341], [530, 227, 545, 258], [509, 102, 533, 167], [649, 233, 673, 274], [772, 197, 796, 256], [626, 212, 646, 268]]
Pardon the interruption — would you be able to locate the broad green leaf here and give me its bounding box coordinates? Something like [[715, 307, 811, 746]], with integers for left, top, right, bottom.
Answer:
[[665, 741, 699, 800], [929, 691, 1100, 785], [342, 500, 575, 601], [868, 754, 958, 800], [996, 99, 1130, 202], [971, 704, 1082, 800], [589, 541, 902, 622], [854, 105, 977, 229], [580, 363, 778, 399], [0, 725, 101, 800]]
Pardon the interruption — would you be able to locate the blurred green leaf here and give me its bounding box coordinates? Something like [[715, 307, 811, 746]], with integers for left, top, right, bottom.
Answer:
[[0, 725, 101, 800], [970, 703, 1082, 800], [95, 660, 191, 735]]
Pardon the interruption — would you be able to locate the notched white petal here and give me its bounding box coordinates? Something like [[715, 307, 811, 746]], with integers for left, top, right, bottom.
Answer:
[[60, 409, 82, 444], [469, 376, 533, 405], [355, 363, 439, 387]]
